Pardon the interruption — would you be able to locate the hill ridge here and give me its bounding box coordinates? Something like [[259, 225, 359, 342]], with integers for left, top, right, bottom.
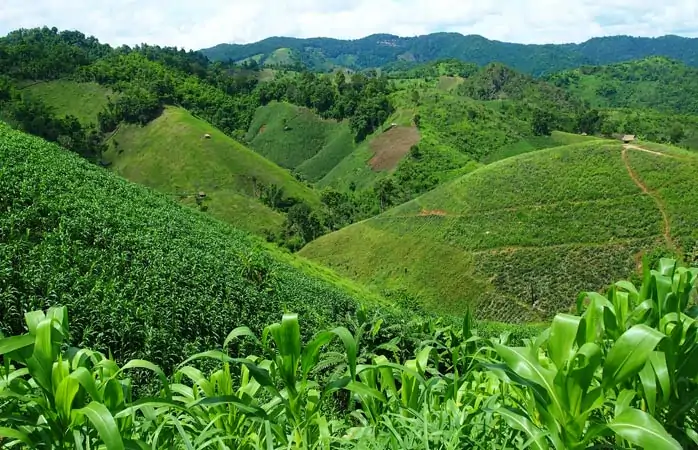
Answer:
[[201, 33, 698, 75]]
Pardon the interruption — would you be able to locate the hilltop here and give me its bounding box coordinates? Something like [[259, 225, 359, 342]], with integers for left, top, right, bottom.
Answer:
[[301, 140, 698, 322], [201, 33, 698, 75]]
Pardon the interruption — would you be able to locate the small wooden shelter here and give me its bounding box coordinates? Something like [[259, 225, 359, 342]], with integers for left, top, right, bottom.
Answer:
[[622, 134, 636, 144], [203, 133, 212, 139]]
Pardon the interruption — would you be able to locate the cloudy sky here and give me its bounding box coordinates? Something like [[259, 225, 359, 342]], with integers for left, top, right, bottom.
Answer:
[[1, 0, 697, 50]]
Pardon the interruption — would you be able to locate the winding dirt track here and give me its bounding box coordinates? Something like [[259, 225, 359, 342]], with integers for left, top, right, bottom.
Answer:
[[622, 144, 674, 249]]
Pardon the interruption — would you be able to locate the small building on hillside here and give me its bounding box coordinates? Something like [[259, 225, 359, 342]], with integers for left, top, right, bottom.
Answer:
[[203, 133, 212, 139], [622, 134, 636, 144]]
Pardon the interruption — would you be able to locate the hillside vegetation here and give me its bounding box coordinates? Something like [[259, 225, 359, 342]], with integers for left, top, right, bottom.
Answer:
[[22, 80, 114, 126], [549, 57, 698, 115], [301, 141, 698, 322], [245, 101, 356, 181], [0, 122, 367, 373], [202, 33, 698, 75]]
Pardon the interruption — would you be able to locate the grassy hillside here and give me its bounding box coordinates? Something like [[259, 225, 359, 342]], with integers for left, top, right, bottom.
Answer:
[[0, 121, 370, 372], [105, 106, 321, 234], [245, 101, 356, 181], [301, 140, 698, 322], [22, 80, 113, 125]]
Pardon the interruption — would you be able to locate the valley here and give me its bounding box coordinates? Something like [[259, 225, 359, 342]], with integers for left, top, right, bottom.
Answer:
[[1, 25, 698, 449]]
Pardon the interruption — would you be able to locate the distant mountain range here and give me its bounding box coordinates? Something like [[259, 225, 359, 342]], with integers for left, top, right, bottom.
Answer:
[[200, 33, 698, 76]]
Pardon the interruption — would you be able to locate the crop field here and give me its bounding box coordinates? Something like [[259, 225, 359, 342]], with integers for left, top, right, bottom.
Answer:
[[0, 122, 366, 372], [301, 141, 692, 321], [23, 80, 113, 125], [105, 106, 320, 234]]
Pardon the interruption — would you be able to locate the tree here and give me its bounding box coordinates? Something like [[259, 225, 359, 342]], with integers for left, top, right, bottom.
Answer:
[[375, 178, 397, 212], [576, 109, 603, 135], [670, 125, 685, 144], [413, 113, 421, 128], [286, 202, 324, 243], [411, 90, 420, 105], [531, 109, 553, 136]]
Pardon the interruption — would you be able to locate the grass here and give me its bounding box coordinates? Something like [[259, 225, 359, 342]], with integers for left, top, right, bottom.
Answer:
[[104, 106, 320, 234], [300, 140, 693, 322], [482, 131, 601, 163], [22, 80, 113, 125], [245, 102, 355, 181], [264, 48, 295, 66]]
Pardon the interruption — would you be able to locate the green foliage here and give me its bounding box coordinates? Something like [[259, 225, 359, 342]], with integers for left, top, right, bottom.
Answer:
[[2, 259, 697, 448], [548, 57, 698, 115]]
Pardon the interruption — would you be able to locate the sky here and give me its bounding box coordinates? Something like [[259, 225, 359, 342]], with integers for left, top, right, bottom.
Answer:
[[1, 0, 697, 50]]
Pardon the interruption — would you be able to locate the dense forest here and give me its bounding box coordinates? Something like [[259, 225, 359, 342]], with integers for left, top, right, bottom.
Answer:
[[202, 33, 698, 75]]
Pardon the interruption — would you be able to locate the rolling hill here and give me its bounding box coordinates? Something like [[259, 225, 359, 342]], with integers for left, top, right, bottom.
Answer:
[[300, 140, 698, 322], [105, 105, 321, 234], [201, 33, 698, 76], [0, 121, 379, 370]]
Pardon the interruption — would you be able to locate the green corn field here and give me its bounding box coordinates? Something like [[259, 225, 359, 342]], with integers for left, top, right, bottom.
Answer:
[[1, 257, 697, 449]]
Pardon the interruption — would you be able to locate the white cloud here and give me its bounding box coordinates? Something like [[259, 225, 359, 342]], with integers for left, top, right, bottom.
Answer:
[[1, 0, 697, 50]]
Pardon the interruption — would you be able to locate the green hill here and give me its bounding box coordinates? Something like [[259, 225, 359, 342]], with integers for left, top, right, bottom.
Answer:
[[105, 106, 320, 234], [0, 121, 374, 371], [301, 140, 698, 322], [245, 101, 356, 181], [22, 80, 114, 126]]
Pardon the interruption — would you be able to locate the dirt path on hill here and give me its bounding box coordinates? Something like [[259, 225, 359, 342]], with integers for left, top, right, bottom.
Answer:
[[622, 144, 674, 248]]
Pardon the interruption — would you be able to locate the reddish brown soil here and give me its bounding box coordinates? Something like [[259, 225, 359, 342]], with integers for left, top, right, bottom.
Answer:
[[419, 209, 448, 217], [369, 126, 420, 171], [258, 124, 267, 134]]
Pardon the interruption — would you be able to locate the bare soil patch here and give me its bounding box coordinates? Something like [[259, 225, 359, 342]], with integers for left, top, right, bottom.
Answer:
[[369, 126, 420, 171], [419, 209, 448, 217]]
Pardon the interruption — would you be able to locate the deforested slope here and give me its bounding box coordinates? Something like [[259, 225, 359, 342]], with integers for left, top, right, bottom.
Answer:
[[301, 140, 698, 322]]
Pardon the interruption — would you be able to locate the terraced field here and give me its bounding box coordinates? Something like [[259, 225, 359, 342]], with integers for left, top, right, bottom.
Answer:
[[301, 141, 697, 322]]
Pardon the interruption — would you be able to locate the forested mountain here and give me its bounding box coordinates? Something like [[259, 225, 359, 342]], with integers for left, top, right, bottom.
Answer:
[[201, 33, 698, 76]]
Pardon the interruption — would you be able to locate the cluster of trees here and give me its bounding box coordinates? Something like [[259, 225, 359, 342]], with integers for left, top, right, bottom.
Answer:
[[257, 71, 393, 141], [0, 76, 105, 160], [79, 52, 259, 138], [0, 27, 110, 80]]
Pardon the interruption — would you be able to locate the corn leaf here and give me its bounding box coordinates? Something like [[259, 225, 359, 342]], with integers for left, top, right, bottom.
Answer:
[[609, 408, 682, 450]]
